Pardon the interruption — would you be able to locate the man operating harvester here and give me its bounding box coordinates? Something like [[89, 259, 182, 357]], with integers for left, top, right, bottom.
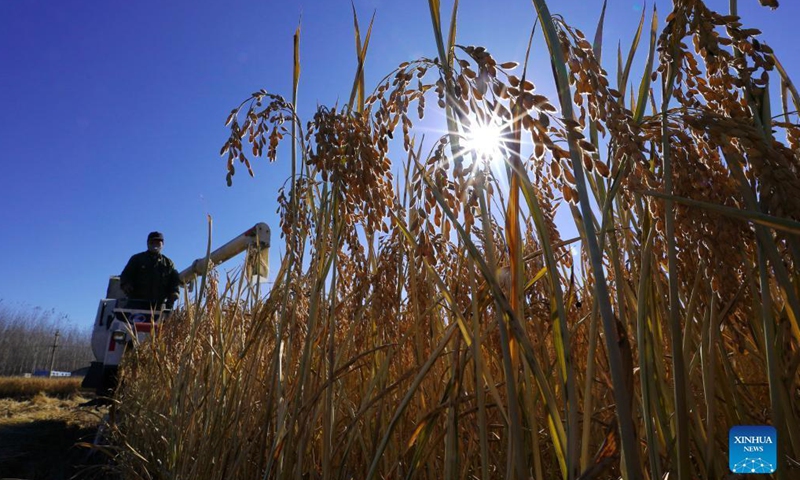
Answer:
[[120, 231, 181, 309]]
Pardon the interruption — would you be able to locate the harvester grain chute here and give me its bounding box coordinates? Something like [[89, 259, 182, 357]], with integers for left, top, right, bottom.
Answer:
[[81, 222, 270, 396]]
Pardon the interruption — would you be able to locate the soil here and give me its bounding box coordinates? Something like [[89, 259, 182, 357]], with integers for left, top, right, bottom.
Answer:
[[0, 394, 110, 480]]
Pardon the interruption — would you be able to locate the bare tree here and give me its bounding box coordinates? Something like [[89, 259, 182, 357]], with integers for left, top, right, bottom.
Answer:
[[0, 301, 93, 376]]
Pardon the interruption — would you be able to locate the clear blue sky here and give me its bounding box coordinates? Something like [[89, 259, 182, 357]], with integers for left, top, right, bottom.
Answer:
[[1, 0, 797, 330]]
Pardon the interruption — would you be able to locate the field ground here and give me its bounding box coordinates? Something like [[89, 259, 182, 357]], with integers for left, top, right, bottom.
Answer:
[[0, 377, 108, 480]]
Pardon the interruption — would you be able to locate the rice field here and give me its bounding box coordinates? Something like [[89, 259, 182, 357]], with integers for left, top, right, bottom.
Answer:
[[0, 376, 84, 400], [108, 0, 800, 479]]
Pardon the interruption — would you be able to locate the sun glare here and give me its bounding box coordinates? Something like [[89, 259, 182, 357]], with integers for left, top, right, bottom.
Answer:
[[464, 121, 504, 163]]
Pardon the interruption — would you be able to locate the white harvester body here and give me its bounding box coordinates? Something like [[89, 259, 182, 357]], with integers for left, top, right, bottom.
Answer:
[[82, 222, 270, 395]]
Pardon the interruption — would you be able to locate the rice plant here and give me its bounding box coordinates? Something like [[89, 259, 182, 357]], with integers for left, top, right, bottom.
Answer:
[[110, 0, 800, 478]]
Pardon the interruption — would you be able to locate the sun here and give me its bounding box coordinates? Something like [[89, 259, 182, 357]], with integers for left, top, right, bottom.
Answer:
[[463, 120, 504, 163]]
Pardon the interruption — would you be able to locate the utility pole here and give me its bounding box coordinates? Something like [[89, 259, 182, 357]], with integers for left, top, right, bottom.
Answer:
[[48, 330, 60, 377]]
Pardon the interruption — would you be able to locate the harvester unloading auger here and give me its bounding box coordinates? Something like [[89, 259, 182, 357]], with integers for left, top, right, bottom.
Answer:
[[81, 222, 270, 397]]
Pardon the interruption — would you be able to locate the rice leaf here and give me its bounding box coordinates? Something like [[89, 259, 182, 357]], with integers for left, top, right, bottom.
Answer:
[[633, 6, 657, 123]]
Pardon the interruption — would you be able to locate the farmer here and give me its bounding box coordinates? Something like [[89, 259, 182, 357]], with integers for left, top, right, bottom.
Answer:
[[120, 231, 181, 309]]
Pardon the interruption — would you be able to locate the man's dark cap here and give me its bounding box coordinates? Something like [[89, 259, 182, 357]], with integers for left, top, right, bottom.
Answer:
[[148, 231, 165, 242]]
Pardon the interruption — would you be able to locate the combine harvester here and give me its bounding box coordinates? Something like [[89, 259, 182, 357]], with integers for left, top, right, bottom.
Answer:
[[81, 222, 270, 396]]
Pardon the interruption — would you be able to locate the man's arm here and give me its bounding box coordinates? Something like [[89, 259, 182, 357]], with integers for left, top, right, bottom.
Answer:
[[165, 260, 181, 307], [119, 255, 137, 296]]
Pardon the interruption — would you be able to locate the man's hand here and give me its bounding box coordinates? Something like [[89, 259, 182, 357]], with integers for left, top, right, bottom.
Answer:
[[166, 292, 179, 309]]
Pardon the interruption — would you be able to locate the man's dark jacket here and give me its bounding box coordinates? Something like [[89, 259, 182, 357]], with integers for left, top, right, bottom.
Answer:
[[120, 251, 181, 305]]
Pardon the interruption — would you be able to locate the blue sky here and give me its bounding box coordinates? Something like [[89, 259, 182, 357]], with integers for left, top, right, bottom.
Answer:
[[1, 0, 797, 330]]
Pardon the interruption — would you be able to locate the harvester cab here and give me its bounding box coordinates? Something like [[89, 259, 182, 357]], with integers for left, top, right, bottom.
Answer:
[[81, 222, 270, 397]]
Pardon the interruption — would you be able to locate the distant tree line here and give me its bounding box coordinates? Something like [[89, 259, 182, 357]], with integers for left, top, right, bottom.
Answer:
[[0, 300, 93, 376]]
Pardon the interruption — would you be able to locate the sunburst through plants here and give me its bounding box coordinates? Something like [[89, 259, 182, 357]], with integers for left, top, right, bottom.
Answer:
[[463, 117, 504, 167]]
